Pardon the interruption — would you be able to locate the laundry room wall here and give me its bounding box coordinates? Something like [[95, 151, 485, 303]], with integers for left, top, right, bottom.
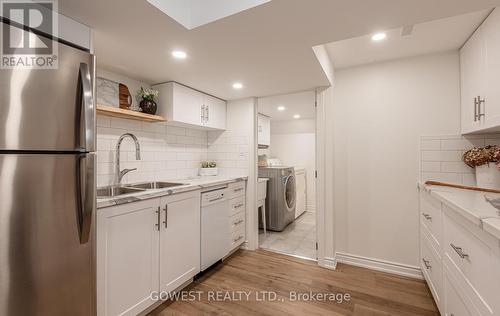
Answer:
[[270, 119, 316, 212]]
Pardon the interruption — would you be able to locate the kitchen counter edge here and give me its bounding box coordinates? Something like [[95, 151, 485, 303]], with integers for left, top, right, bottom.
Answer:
[[97, 177, 248, 209]]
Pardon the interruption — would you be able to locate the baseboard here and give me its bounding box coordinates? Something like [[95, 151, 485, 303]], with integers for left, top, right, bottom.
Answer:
[[335, 252, 423, 279], [318, 256, 337, 270]]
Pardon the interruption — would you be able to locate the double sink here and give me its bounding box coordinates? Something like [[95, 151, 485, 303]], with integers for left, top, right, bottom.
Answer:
[[97, 181, 186, 198]]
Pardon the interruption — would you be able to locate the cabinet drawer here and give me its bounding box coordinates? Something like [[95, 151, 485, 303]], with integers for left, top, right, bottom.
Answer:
[[230, 212, 245, 232], [228, 181, 246, 199], [419, 189, 442, 248], [421, 232, 443, 311], [445, 271, 472, 316], [443, 210, 500, 314], [230, 227, 245, 250], [229, 197, 246, 217]]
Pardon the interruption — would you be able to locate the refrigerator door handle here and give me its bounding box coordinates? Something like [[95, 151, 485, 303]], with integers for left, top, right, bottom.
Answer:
[[77, 153, 95, 244], [79, 62, 95, 152]]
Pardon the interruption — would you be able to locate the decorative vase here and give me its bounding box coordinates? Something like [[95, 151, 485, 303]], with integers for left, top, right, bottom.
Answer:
[[475, 163, 500, 189], [139, 99, 157, 115]]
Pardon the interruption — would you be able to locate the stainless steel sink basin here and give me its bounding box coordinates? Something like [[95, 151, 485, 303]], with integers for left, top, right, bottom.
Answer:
[[97, 186, 145, 198], [126, 181, 186, 190]]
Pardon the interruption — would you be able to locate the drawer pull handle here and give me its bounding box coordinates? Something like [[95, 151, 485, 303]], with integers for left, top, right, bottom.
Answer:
[[234, 203, 244, 208], [233, 235, 244, 243], [234, 188, 244, 192], [450, 243, 469, 259], [233, 219, 244, 226], [209, 196, 224, 203], [422, 258, 431, 270], [421, 213, 432, 221]]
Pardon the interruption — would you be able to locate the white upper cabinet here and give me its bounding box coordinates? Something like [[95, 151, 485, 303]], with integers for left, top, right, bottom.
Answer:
[[460, 25, 486, 134], [258, 114, 271, 147], [460, 9, 500, 134], [203, 94, 227, 130], [154, 82, 226, 130], [483, 9, 500, 129]]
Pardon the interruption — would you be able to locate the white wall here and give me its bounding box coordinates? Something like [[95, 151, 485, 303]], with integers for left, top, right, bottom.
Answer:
[[208, 99, 255, 177], [208, 98, 258, 249], [96, 70, 208, 186], [270, 119, 316, 211], [331, 51, 461, 267]]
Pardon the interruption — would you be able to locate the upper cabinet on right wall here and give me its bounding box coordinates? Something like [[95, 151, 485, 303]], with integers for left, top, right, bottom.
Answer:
[[461, 8, 500, 134]]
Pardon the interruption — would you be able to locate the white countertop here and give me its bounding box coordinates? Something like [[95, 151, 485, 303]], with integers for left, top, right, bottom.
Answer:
[[97, 176, 247, 209], [418, 182, 500, 239]]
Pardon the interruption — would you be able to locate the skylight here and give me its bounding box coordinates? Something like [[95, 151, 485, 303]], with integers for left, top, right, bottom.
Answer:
[[146, 0, 272, 30]]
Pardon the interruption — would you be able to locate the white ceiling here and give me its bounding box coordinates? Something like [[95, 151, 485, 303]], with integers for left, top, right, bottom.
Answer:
[[325, 9, 491, 69], [258, 90, 315, 120], [146, 0, 271, 30], [58, 0, 500, 100]]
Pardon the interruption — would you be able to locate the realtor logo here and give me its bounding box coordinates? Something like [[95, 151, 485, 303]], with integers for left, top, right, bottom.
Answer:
[[1, 0, 58, 69]]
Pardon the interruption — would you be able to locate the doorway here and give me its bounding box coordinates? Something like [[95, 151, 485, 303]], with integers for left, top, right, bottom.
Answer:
[[255, 90, 317, 260]]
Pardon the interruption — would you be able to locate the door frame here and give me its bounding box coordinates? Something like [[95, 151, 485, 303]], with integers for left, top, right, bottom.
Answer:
[[249, 90, 333, 269]]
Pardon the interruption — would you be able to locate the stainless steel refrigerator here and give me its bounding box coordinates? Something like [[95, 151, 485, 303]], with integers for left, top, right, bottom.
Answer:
[[0, 23, 96, 316]]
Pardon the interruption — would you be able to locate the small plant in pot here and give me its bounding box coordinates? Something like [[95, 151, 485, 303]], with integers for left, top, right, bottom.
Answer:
[[462, 145, 500, 189], [137, 87, 159, 115], [199, 161, 218, 177]]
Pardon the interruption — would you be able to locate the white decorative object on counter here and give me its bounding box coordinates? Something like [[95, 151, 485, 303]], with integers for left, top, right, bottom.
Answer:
[[199, 167, 218, 176], [475, 163, 500, 189]]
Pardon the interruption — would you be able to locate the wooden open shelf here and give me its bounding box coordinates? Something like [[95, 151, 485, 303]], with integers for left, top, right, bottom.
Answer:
[[96, 104, 166, 122]]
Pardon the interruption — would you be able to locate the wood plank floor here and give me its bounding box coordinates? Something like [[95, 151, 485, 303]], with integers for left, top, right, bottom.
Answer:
[[149, 250, 439, 316]]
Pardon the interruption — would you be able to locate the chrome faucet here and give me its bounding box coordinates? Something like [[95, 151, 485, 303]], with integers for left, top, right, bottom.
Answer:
[[115, 133, 141, 186]]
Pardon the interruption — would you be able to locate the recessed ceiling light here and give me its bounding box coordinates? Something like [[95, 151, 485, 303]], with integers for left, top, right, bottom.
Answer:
[[371, 32, 387, 41], [172, 50, 187, 59], [293, 114, 301, 119], [232, 82, 243, 89], [277, 106, 286, 111]]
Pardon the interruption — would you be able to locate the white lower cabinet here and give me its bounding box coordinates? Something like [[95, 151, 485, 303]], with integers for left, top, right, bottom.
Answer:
[[159, 192, 201, 294], [418, 187, 500, 316], [227, 181, 247, 252], [97, 190, 201, 316], [97, 199, 160, 316], [444, 271, 473, 316]]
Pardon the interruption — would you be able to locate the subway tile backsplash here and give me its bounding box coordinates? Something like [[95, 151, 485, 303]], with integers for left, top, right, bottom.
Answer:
[[96, 115, 208, 187], [420, 134, 500, 186]]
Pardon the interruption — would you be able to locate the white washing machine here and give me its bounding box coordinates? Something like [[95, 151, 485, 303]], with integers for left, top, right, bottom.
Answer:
[[258, 166, 296, 231]]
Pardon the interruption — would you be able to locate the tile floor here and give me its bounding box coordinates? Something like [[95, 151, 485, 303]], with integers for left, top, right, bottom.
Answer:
[[259, 211, 316, 259]]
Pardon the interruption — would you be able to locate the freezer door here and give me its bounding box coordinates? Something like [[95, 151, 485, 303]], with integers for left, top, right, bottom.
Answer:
[[0, 153, 95, 316], [0, 23, 96, 152]]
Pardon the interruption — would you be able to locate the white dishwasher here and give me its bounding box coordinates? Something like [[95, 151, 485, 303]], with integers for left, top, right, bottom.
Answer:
[[201, 187, 230, 271]]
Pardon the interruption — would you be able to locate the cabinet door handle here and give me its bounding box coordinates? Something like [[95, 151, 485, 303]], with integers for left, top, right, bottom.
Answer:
[[478, 96, 485, 119], [421, 213, 432, 221], [163, 204, 168, 228], [234, 188, 244, 192], [209, 196, 224, 203], [206, 105, 209, 122], [155, 207, 161, 231], [233, 219, 244, 226], [233, 235, 244, 243], [450, 243, 469, 259], [474, 97, 478, 122], [422, 258, 431, 269]]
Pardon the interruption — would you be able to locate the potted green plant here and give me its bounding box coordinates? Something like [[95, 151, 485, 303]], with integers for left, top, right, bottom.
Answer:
[[199, 161, 218, 176], [137, 87, 159, 114], [463, 145, 500, 189]]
